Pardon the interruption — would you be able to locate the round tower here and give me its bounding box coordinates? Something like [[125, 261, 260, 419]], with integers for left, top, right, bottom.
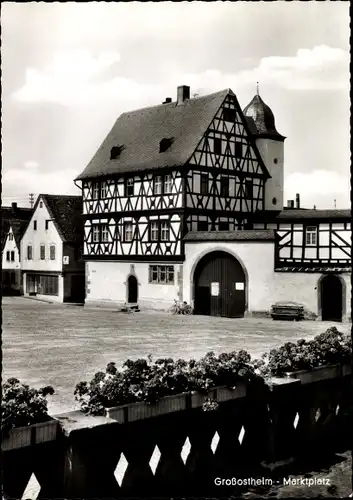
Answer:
[[243, 88, 285, 211]]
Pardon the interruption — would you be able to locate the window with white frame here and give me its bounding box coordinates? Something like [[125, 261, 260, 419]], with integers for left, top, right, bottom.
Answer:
[[154, 176, 163, 195], [149, 265, 174, 284], [150, 221, 159, 241], [305, 226, 317, 246], [92, 225, 100, 243], [93, 182, 99, 200], [164, 174, 172, 194], [10, 251, 15, 261], [125, 178, 134, 197], [27, 245, 33, 260], [40, 245, 46, 260], [124, 222, 133, 242], [101, 224, 109, 242], [100, 181, 108, 199], [50, 245, 56, 260], [160, 221, 170, 241]]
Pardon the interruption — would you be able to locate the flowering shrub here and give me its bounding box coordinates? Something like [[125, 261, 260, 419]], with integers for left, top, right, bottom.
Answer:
[[1, 378, 54, 435], [74, 349, 257, 415], [254, 327, 352, 378]]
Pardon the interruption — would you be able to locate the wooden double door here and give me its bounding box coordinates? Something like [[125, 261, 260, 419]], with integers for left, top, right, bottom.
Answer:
[[194, 251, 246, 318]]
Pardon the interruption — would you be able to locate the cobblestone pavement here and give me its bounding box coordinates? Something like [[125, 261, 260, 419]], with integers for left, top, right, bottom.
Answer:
[[2, 296, 350, 415]]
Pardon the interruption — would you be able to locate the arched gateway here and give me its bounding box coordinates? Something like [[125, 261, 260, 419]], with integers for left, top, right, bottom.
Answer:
[[193, 251, 246, 318]]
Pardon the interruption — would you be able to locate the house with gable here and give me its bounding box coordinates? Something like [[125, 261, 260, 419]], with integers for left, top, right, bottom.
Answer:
[[1, 203, 33, 294], [75, 85, 351, 321], [20, 194, 85, 303]]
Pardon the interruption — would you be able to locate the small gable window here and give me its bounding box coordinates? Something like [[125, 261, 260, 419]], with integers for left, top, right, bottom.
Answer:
[[223, 108, 237, 123], [33, 220, 37, 231], [234, 142, 242, 158], [159, 138, 173, 153], [110, 145, 124, 160], [40, 201, 43, 208], [45, 220, 49, 230], [8, 233, 13, 241], [200, 174, 208, 195], [214, 138, 222, 155]]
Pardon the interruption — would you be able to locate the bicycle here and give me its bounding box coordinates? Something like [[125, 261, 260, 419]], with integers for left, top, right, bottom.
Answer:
[[170, 299, 193, 315]]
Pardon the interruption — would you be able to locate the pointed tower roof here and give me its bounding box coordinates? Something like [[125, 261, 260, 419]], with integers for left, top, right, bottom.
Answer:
[[243, 89, 285, 141]]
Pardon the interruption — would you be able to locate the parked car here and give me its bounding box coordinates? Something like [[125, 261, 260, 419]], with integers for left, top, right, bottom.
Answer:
[[271, 301, 305, 321]]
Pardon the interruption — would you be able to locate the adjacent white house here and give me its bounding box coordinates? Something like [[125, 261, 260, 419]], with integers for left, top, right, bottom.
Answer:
[[20, 194, 85, 303], [1, 203, 32, 295]]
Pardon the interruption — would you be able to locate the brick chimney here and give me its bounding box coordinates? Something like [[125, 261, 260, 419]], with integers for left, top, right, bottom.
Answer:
[[177, 85, 190, 105], [295, 193, 300, 209], [163, 97, 172, 104], [11, 202, 17, 215], [287, 200, 294, 209]]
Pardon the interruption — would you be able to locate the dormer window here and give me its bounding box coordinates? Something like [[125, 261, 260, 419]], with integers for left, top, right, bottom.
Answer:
[[110, 145, 124, 160], [223, 108, 237, 123], [159, 138, 173, 153]]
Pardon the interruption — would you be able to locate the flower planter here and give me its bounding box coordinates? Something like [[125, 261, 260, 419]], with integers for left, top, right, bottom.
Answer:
[[286, 363, 351, 385], [106, 392, 189, 423], [191, 383, 247, 408], [2, 419, 58, 451]]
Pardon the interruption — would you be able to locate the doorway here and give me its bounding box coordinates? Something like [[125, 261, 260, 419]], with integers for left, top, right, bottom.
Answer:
[[320, 274, 343, 322], [193, 251, 246, 318], [127, 275, 138, 304]]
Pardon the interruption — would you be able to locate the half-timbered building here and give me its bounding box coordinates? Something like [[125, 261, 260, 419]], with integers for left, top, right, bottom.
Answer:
[[75, 85, 351, 322]]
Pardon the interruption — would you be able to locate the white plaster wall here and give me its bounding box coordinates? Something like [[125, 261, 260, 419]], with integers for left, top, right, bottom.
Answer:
[[21, 199, 63, 272], [183, 241, 275, 313], [85, 261, 183, 309], [271, 272, 351, 321], [2, 227, 20, 270]]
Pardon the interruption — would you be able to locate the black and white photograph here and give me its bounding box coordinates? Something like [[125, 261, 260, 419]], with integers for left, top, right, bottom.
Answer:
[[1, 1, 351, 498]]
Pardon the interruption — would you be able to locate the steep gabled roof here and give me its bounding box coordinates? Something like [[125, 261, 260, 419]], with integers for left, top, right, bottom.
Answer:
[[37, 195, 83, 245], [76, 89, 235, 180], [1, 206, 33, 251]]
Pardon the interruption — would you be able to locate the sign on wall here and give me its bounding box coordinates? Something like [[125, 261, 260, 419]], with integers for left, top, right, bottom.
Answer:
[[63, 256, 69, 265], [235, 282, 244, 290], [211, 282, 219, 296]]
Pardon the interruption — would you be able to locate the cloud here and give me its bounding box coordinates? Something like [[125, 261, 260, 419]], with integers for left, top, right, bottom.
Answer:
[[11, 45, 348, 107], [23, 160, 39, 170], [285, 170, 349, 208], [3, 167, 80, 197], [183, 45, 349, 94], [12, 49, 124, 105]]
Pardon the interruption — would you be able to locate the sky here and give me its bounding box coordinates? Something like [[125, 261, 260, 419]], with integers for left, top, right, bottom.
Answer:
[[1, 2, 350, 209]]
